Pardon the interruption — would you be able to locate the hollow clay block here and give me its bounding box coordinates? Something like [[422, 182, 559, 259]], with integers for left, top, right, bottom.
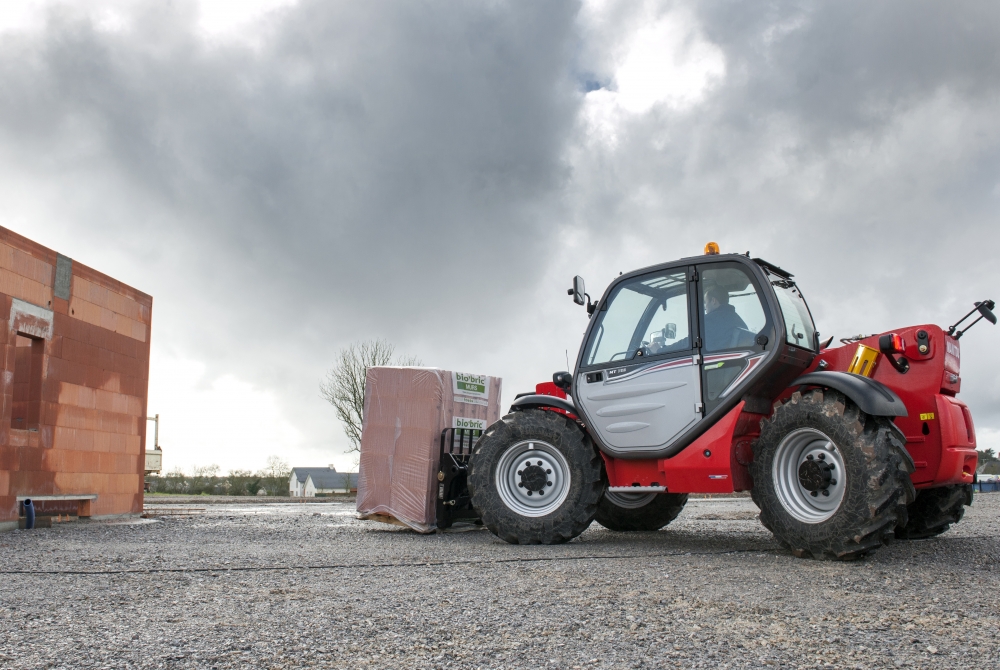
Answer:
[[357, 367, 502, 532]]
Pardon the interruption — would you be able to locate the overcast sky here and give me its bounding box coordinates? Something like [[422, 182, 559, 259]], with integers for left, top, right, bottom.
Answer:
[[2, 0, 998, 474]]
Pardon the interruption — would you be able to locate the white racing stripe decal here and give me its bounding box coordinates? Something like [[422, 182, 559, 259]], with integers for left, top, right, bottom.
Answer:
[[720, 354, 766, 398], [605, 356, 696, 384], [703, 351, 752, 364]]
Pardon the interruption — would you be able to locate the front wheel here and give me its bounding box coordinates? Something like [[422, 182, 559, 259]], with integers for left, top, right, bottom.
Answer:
[[750, 389, 915, 560], [468, 409, 603, 544], [595, 491, 688, 531]]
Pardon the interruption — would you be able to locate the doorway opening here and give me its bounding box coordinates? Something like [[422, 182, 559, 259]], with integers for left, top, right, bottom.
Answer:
[[12, 334, 44, 431]]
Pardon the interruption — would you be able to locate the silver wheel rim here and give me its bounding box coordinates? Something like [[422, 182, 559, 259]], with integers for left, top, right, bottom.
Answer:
[[495, 440, 571, 517], [604, 491, 657, 509], [772, 427, 847, 523]]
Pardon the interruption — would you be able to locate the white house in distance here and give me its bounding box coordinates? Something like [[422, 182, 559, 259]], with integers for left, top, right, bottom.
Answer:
[[289, 467, 358, 497]]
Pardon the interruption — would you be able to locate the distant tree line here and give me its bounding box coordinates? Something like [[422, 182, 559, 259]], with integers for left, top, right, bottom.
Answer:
[[979, 448, 999, 475], [146, 456, 291, 496]]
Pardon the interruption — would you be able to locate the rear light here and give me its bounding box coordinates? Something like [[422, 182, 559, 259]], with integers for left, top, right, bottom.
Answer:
[[877, 333, 910, 374], [879, 333, 904, 354]]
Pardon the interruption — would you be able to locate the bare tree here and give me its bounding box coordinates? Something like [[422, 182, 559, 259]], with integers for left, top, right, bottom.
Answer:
[[320, 339, 421, 453], [262, 455, 291, 478]]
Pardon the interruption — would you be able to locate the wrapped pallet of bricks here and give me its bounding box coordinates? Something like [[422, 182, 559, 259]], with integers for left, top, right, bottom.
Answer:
[[356, 367, 502, 532]]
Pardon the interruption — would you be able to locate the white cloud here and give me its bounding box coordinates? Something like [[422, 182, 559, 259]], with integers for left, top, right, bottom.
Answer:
[[577, 3, 725, 147], [197, 0, 297, 35], [614, 10, 725, 114], [146, 349, 325, 474]]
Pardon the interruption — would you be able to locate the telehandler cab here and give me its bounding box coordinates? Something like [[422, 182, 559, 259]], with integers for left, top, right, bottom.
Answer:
[[467, 245, 995, 560]]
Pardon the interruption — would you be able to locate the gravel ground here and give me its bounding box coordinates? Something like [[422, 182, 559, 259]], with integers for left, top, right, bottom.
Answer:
[[1, 494, 997, 669]]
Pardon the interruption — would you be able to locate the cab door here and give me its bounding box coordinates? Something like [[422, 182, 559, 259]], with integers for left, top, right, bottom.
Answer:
[[696, 263, 772, 414], [575, 269, 703, 455]]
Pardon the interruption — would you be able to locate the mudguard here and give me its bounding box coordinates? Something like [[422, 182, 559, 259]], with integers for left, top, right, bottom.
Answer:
[[792, 371, 908, 417], [510, 394, 578, 416]]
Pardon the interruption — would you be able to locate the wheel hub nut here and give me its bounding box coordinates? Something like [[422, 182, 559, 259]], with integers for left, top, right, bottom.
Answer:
[[798, 458, 833, 493], [519, 463, 549, 493]]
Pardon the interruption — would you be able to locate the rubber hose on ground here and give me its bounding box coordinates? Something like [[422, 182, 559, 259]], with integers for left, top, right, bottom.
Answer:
[[23, 499, 35, 530]]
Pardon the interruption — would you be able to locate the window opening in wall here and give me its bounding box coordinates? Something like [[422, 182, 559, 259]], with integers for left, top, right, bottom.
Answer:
[[12, 334, 44, 432]]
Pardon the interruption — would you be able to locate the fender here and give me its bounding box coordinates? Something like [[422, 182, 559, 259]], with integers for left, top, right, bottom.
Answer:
[[792, 371, 908, 417], [510, 394, 578, 416]]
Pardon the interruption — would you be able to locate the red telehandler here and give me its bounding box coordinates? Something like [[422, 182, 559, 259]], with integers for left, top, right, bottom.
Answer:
[[467, 245, 995, 559]]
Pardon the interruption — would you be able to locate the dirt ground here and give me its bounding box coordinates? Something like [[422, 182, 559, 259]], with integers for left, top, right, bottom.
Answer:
[[1, 493, 997, 669]]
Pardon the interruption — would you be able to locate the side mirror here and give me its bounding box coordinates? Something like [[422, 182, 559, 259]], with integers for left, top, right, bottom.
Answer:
[[978, 300, 997, 325], [664, 323, 677, 339], [568, 276, 586, 306], [553, 371, 573, 396]]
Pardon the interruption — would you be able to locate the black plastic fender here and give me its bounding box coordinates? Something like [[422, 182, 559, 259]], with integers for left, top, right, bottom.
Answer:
[[510, 394, 578, 416], [791, 371, 908, 417]]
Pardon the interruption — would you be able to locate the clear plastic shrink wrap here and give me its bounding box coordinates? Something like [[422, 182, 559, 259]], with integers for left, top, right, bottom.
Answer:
[[356, 367, 502, 532]]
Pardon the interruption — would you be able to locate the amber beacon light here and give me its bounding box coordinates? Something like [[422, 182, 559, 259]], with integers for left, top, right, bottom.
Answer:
[[704, 241, 720, 255]]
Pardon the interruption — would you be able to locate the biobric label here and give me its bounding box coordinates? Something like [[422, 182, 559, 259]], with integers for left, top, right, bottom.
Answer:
[[453, 372, 489, 399], [453, 417, 487, 431]]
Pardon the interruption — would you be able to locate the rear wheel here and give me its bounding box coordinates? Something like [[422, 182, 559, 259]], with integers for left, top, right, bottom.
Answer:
[[468, 409, 603, 544], [750, 389, 915, 560], [895, 485, 973, 539], [595, 491, 688, 532]]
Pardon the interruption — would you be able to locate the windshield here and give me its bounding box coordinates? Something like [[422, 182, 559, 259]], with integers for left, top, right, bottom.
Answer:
[[584, 271, 690, 366], [770, 276, 816, 351]]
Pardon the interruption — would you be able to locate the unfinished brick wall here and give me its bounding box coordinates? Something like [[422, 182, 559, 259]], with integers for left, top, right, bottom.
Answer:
[[0, 226, 152, 527]]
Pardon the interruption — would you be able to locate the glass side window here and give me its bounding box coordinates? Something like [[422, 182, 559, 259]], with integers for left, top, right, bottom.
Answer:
[[770, 277, 817, 350], [584, 272, 689, 366], [701, 267, 766, 352]]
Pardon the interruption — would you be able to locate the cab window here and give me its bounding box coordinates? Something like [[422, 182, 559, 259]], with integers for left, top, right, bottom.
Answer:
[[770, 277, 817, 350], [700, 266, 767, 352], [584, 272, 690, 367]]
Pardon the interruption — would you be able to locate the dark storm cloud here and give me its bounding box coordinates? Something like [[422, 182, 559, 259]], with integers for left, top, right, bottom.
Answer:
[[0, 0, 586, 460], [0, 0, 582, 454], [1, 0, 998, 456], [1, 0, 578, 326]]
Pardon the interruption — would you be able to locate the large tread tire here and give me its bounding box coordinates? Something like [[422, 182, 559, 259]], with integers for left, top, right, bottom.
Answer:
[[595, 492, 688, 532], [895, 484, 973, 540], [750, 389, 915, 561], [468, 409, 603, 544]]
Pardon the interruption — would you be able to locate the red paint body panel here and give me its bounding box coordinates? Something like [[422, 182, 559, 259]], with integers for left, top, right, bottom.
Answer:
[[803, 325, 976, 488], [602, 403, 749, 494], [534, 382, 573, 417], [535, 381, 567, 400]]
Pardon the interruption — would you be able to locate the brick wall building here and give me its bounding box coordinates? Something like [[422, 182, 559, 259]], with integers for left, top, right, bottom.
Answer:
[[0, 227, 152, 530]]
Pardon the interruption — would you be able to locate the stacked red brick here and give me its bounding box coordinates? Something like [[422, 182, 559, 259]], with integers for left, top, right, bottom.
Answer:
[[0, 226, 152, 529]]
